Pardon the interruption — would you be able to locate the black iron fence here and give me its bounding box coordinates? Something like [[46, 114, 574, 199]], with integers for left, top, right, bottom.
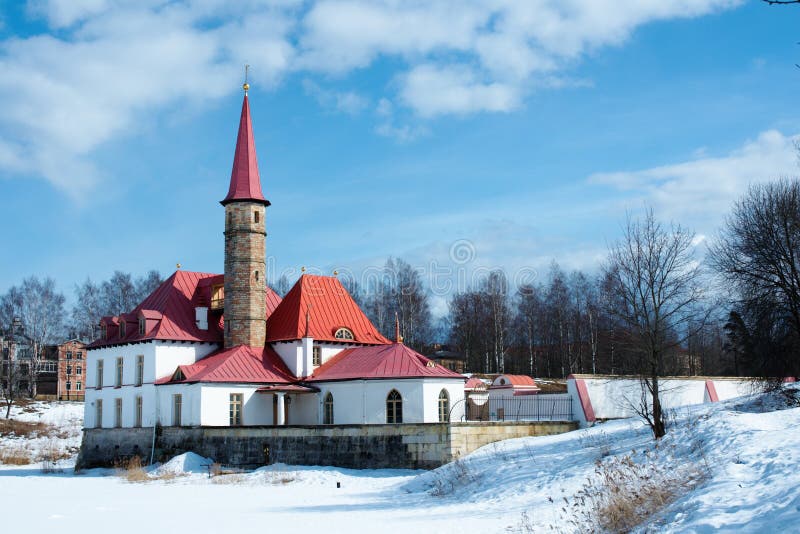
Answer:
[[465, 394, 573, 422]]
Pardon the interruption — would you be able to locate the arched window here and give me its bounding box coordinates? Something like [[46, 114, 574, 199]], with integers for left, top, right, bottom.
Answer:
[[334, 327, 355, 340], [386, 389, 403, 424], [323, 392, 334, 425], [438, 389, 450, 422]]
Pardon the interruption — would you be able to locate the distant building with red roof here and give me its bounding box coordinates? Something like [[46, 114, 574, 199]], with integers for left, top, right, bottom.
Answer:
[[83, 88, 464, 432]]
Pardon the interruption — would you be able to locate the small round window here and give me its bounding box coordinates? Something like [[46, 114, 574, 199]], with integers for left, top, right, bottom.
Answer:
[[499, 378, 506, 385], [334, 327, 355, 340]]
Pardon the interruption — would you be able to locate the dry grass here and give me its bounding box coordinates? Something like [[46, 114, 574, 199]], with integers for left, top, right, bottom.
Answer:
[[0, 445, 31, 465], [116, 456, 184, 483], [559, 451, 709, 533], [0, 419, 53, 439]]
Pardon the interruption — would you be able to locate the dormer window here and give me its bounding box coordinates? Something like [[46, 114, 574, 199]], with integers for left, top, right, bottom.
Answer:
[[334, 327, 354, 341], [100, 324, 107, 340], [138, 317, 146, 336], [211, 284, 224, 310], [119, 320, 126, 338], [172, 368, 185, 381]]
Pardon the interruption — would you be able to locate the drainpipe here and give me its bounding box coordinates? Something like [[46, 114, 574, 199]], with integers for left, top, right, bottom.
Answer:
[[149, 384, 159, 465], [362, 379, 366, 423]]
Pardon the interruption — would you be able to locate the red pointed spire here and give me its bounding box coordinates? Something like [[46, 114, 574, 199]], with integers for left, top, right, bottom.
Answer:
[[221, 93, 270, 206]]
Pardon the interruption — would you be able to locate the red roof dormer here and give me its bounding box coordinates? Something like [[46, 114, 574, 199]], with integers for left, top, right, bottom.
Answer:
[[220, 94, 269, 206]]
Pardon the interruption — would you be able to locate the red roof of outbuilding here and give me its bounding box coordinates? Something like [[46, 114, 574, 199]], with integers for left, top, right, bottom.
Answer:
[[306, 343, 464, 382], [492, 374, 539, 389], [221, 94, 268, 206], [90, 270, 281, 348], [266, 275, 389, 345], [465, 377, 488, 390], [158, 345, 294, 385]]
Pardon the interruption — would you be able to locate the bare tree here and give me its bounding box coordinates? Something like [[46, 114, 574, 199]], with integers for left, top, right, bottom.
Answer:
[[603, 209, 706, 438], [711, 179, 800, 378]]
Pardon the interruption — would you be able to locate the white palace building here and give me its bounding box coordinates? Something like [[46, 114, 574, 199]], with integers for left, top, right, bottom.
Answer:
[[83, 85, 466, 433]]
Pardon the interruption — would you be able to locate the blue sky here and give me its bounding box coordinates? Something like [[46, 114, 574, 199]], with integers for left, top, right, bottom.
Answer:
[[1, 0, 799, 315]]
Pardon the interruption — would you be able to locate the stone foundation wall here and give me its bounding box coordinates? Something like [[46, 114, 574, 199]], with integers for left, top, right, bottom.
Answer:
[[77, 421, 577, 470]]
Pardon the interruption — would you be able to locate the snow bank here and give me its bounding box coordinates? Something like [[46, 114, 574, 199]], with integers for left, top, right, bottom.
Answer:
[[151, 452, 213, 476]]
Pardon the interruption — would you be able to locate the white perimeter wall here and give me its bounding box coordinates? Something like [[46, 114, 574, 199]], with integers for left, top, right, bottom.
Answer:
[[84, 341, 218, 428], [567, 376, 756, 426]]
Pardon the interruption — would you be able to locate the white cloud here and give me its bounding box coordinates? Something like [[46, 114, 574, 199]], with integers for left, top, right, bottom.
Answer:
[[588, 129, 800, 230], [302, 79, 368, 115], [0, 0, 744, 193], [400, 64, 520, 117]]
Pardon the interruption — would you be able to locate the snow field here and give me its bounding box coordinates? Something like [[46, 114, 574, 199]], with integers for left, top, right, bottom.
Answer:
[[0, 389, 798, 533]]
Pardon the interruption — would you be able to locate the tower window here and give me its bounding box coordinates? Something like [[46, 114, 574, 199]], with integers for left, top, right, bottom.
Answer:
[[312, 346, 321, 367], [254, 211, 260, 223], [254, 270, 259, 282]]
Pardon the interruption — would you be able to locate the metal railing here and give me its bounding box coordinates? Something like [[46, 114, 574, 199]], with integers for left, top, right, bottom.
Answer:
[[465, 393, 573, 422]]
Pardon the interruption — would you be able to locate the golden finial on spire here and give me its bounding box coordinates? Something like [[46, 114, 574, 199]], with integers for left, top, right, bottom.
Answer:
[[176, 263, 181, 270], [243, 64, 250, 94]]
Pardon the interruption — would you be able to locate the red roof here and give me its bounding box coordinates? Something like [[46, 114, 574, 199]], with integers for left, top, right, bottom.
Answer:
[[158, 345, 294, 385], [266, 275, 389, 344], [492, 374, 539, 389], [90, 270, 281, 348], [465, 377, 487, 390], [306, 343, 465, 382], [221, 94, 268, 206]]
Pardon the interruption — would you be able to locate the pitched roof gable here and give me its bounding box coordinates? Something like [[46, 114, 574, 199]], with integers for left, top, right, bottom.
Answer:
[[266, 275, 389, 344], [158, 345, 294, 385], [306, 343, 465, 382]]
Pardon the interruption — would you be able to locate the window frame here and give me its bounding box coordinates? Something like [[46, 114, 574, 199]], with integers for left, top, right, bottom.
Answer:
[[229, 393, 243, 426], [172, 394, 182, 426], [323, 392, 334, 425], [96, 359, 104, 389], [114, 398, 122, 428], [135, 355, 144, 386], [312, 346, 322, 367], [438, 389, 450, 423], [386, 389, 403, 424], [95, 399, 103, 428], [334, 327, 355, 341], [134, 396, 143, 428], [115, 357, 123, 387]]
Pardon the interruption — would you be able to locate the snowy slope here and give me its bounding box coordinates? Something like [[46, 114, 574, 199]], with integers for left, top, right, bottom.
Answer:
[[0, 401, 83, 467], [0, 391, 797, 533]]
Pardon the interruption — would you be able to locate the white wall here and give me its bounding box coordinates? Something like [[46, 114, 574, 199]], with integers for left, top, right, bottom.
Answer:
[[270, 340, 356, 378], [316, 378, 465, 424], [84, 341, 218, 428], [567, 376, 757, 426], [199, 385, 273, 426]]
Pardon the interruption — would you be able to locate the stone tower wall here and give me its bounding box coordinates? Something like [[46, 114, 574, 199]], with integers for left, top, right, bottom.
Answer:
[[224, 201, 267, 347]]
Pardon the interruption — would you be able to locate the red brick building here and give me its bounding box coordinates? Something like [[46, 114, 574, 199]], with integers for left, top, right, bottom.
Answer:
[[57, 339, 86, 401]]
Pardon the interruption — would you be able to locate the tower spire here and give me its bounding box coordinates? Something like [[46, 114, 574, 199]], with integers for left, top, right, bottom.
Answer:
[[221, 74, 269, 207]]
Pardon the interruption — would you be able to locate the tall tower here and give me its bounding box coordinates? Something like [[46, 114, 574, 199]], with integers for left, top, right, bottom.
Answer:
[[221, 81, 270, 348]]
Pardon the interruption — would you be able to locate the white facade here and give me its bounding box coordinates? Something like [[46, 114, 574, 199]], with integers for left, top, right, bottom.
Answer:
[[315, 378, 465, 424], [84, 341, 217, 429], [86, 340, 465, 428]]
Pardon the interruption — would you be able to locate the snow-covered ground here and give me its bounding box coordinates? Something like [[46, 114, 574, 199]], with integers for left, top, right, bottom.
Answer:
[[0, 390, 798, 533], [0, 401, 83, 467]]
